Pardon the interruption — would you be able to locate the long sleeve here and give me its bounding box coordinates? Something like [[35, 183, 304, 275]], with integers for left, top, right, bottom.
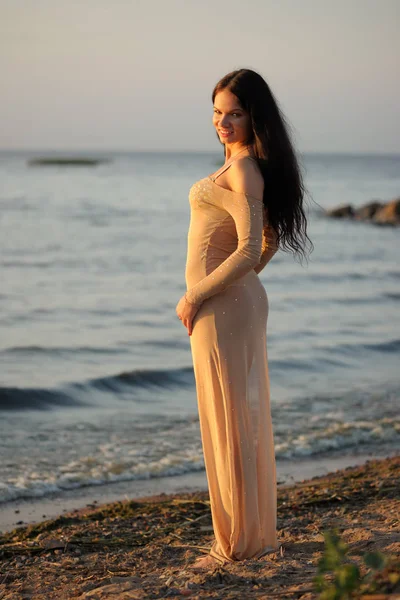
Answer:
[[253, 225, 279, 275], [185, 192, 264, 306]]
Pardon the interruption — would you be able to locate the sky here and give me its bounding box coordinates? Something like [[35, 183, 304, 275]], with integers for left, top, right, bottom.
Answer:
[[1, 0, 399, 153]]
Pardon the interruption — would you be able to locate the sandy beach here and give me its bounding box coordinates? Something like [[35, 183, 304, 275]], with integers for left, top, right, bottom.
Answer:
[[0, 455, 398, 599]]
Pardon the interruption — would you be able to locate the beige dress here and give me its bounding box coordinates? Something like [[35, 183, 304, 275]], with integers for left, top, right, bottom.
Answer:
[[185, 157, 279, 562]]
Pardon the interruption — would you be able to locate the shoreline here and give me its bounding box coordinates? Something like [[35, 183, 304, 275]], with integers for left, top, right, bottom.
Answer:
[[1, 449, 397, 534], [0, 455, 398, 599]]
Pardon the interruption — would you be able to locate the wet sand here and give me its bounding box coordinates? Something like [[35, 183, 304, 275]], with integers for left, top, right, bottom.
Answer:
[[1, 452, 393, 533]]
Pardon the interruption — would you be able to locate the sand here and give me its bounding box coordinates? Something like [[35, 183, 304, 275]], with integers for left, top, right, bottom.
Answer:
[[0, 455, 399, 599]]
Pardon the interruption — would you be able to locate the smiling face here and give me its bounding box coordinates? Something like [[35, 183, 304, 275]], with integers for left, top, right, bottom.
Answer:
[[212, 89, 252, 147]]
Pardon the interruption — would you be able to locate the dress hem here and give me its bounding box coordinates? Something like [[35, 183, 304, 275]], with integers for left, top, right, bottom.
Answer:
[[209, 541, 280, 563]]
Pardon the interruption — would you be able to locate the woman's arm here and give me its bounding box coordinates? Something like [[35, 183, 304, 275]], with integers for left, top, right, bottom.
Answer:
[[253, 225, 279, 275]]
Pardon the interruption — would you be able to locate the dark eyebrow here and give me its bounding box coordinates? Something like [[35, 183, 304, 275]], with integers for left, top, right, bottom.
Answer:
[[213, 106, 243, 112]]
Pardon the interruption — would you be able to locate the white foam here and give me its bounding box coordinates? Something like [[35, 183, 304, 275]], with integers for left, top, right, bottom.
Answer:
[[0, 414, 398, 504]]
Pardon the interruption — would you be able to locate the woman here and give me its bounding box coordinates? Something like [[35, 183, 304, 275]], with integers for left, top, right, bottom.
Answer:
[[176, 68, 312, 571]]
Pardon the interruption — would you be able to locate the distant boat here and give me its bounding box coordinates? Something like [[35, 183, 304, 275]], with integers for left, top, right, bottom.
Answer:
[[28, 157, 110, 167]]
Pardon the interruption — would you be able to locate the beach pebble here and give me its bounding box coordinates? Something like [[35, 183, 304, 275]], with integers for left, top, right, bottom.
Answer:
[[78, 578, 142, 598], [44, 539, 63, 550]]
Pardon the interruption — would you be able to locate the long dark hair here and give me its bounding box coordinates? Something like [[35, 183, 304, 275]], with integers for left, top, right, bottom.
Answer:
[[212, 68, 313, 261]]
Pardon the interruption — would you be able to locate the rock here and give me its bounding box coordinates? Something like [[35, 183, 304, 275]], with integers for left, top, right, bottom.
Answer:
[[44, 538, 64, 550], [327, 204, 354, 218], [28, 157, 110, 167], [327, 197, 400, 226], [354, 201, 383, 220], [373, 198, 400, 225]]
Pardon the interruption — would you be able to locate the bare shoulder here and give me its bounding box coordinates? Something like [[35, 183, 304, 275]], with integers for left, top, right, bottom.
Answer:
[[228, 156, 264, 199]]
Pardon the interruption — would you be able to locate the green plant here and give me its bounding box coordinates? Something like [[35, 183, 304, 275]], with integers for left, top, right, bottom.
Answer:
[[313, 529, 387, 599]]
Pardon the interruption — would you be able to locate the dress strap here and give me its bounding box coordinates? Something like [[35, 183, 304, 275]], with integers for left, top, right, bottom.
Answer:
[[211, 155, 257, 182], [210, 162, 232, 182]]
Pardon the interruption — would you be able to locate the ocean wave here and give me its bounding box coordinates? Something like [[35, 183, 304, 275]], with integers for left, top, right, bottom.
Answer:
[[383, 292, 400, 300], [363, 339, 400, 353], [0, 448, 206, 503], [0, 366, 194, 411], [0, 414, 397, 504], [83, 366, 194, 393], [0, 387, 84, 411], [275, 339, 400, 364], [1, 344, 128, 356], [326, 338, 400, 355], [275, 417, 399, 458]]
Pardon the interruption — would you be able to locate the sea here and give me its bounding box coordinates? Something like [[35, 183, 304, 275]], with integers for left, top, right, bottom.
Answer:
[[0, 150, 399, 509]]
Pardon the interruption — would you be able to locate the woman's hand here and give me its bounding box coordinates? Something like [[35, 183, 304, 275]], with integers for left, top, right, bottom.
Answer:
[[176, 294, 201, 336]]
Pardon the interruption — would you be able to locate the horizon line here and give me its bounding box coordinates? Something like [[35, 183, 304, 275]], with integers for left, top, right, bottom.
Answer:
[[1, 147, 400, 157]]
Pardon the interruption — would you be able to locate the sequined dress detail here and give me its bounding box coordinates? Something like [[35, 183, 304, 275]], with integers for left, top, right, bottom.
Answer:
[[184, 158, 279, 562]]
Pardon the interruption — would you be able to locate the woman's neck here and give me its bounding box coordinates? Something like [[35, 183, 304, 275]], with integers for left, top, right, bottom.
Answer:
[[224, 144, 249, 162]]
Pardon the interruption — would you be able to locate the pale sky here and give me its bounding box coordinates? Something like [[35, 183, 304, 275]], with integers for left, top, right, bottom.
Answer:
[[1, 0, 399, 153]]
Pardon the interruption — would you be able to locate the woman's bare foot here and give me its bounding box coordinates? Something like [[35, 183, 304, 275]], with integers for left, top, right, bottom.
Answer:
[[189, 554, 221, 572]]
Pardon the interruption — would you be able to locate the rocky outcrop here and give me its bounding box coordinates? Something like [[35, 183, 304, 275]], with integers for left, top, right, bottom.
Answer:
[[327, 204, 354, 218], [373, 199, 400, 225], [327, 197, 400, 226], [354, 201, 383, 220], [28, 157, 110, 167]]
